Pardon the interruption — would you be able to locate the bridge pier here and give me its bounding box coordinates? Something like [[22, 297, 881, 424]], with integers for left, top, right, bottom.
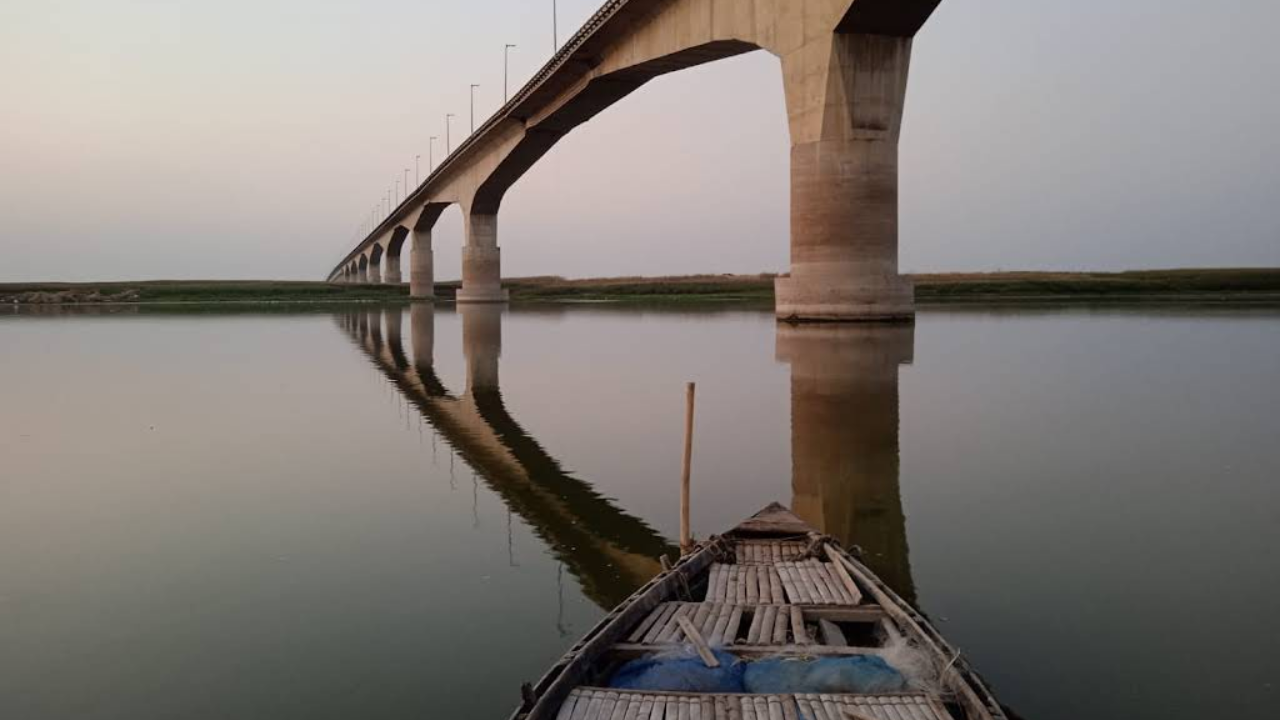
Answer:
[[410, 229, 435, 300], [775, 33, 916, 323], [357, 257, 369, 284], [457, 213, 508, 303], [385, 255, 402, 285], [368, 249, 383, 284]]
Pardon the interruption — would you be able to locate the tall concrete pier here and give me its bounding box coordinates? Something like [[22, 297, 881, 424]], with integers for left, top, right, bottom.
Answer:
[[328, 0, 941, 321]]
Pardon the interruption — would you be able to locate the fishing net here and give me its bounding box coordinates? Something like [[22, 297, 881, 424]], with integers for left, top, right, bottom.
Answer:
[[609, 648, 746, 693], [743, 655, 907, 694]]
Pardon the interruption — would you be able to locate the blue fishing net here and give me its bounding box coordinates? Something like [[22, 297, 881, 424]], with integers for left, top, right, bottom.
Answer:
[[609, 648, 746, 693], [743, 655, 907, 694]]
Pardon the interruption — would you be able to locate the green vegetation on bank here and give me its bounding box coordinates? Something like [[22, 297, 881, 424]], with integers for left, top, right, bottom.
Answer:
[[4, 269, 1280, 306], [0, 280, 407, 304]]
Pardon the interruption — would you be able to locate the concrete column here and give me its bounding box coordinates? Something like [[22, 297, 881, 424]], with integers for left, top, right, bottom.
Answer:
[[357, 262, 368, 284], [460, 303, 502, 392], [410, 303, 434, 370], [385, 254, 402, 285], [775, 33, 915, 322], [777, 323, 916, 601], [368, 256, 382, 284], [410, 229, 435, 300], [457, 213, 509, 303]]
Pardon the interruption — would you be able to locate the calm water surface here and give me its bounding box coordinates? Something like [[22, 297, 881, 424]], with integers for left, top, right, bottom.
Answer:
[[1, 303, 1277, 719]]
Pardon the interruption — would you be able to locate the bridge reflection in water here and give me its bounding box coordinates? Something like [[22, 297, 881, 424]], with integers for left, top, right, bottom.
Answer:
[[335, 306, 916, 608]]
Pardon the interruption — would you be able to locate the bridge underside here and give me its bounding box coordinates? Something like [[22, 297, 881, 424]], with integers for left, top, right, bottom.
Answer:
[[329, 0, 945, 323]]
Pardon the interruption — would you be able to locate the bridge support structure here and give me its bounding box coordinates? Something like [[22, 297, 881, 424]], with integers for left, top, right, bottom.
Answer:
[[775, 31, 917, 322], [457, 212, 508, 304], [327, 0, 942, 321], [385, 255, 401, 285], [367, 244, 383, 284]]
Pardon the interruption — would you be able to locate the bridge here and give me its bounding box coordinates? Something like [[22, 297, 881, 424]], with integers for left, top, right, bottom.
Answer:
[[326, 0, 943, 322]]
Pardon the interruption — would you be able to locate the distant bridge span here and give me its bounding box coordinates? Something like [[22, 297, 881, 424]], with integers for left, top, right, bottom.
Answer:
[[328, 0, 942, 321]]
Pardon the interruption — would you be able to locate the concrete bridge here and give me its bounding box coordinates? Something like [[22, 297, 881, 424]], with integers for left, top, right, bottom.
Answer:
[[327, 0, 943, 321]]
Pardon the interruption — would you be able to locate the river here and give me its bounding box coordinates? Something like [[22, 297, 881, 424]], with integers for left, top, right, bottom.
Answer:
[[2, 303, 1276, 719]]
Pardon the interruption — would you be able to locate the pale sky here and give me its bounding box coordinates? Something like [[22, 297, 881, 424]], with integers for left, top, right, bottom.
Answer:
[[1, 0, 1277, 282]]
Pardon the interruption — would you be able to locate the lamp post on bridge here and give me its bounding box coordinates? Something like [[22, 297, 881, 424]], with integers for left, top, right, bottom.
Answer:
[[429, 136, 437, 171], [470, 84, 480, 134], [553, 0, 558, 51], [504, 44, 517, 102], [404, 168, 410, 197], [446, 114, 454, 154], [395, 178, 400, 206], [415, 155, 420, 186]]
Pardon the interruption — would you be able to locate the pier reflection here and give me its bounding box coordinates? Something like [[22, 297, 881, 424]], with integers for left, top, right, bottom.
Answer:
[[336, 304, 673, 609], [336, 306, 918, 607], [778, 323, 917, 604]]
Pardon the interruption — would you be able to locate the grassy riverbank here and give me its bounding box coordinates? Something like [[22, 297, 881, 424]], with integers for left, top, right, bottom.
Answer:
[[4, 269, 1279, 306]]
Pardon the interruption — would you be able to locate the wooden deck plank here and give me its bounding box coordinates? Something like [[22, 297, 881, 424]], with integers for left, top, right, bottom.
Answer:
[[745, 605, 765, 644], [823, 545, 865, 605], [642, 604, 679, 644], [724, 605, 744, 646], [790, 606, 810, 645], [630, 605, 670, 643], [692, 602, 715, 637], [771, 605, 789, 644]]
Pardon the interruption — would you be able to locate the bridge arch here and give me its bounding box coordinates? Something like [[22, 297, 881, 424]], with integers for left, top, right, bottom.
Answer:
[[403, 202, 454, 300], [385, 226, 411, 285], [368, 243, 384, 284]]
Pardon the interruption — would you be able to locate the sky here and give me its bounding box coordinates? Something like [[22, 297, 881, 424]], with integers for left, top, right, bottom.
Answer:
[[0, 0, 1277, 282]]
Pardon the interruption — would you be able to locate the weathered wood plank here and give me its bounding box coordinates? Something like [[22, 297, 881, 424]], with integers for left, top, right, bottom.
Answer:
[[724, 606, 744, 646], [790, 605, 810, 644], [823, 545, 865, 605], [745, 605, 765, 644], [675, 615, 720, 668]]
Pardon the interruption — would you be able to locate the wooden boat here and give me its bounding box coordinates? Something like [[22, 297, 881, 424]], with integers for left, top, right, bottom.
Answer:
[[509, 504, 1006, 720]]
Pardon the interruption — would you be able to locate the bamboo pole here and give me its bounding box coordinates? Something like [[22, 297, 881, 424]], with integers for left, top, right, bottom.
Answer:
[[680, 382, 696, 554]]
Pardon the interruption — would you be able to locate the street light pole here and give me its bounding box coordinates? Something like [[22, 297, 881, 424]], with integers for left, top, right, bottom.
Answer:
[[415, 155, 420, 185], [395, 178, 400, 205], [553, 0, 558, 51], [446, 114, 454, 154], [404, 168, 410, 196], [504, 44, 517, 102], [429, 136, 437, 170], [470, 84, 480, 133]]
